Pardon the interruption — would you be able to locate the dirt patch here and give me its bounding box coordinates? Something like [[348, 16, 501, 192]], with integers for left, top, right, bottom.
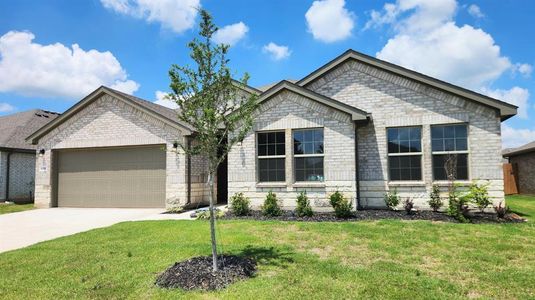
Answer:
[[223, 210, 525, 223], [155, 255, 256, 291]]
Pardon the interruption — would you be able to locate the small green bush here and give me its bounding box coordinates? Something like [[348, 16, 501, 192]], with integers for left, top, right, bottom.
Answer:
[[428, 184, 443, 212], [465, 182, 491, 212], [230, 192, 250, 216], [195, 209, 224, 220], [329, 191, 353, 219], [262, 191, 282, 217], [447, 184, 469, 223], [384, 189, 400, 210], [295, 191, 313, 217]]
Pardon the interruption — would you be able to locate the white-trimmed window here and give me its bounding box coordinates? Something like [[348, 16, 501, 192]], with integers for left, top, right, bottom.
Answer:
[[431, 124, 469, 180], [387, 126, 422, 181], [257, 131, 285, 182], [293, 128, 324, 182]]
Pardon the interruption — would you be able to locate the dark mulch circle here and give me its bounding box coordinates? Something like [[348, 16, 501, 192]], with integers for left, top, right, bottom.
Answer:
[[222, 210, 526, 223], [155, 255, 256, 291]]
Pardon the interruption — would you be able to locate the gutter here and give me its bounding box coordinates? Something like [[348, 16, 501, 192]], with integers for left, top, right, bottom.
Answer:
[[354, 123, 362, 210], [186, 137, 192, 205]]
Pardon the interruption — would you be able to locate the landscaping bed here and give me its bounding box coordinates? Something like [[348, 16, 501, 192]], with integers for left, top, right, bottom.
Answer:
[[155, 255, 256, 291], [222, 209, 526, 223]]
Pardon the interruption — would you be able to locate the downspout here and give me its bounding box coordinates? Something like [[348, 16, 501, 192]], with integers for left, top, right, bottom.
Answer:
[[354, 123, 362, 210], [5, 151, 12, 201], [186, 137, 192, 206]]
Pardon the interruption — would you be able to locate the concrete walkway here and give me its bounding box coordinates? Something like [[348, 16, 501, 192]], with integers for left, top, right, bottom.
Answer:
[[0, 207, 196, 253]]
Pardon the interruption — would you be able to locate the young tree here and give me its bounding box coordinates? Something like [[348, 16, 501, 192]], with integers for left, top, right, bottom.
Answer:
[[168, 10, 257, 272]]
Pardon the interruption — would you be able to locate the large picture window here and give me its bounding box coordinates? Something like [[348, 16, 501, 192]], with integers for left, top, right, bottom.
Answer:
[[293, 128, 324, 182], [257, 131, 285, 182], [431, 124, 469, 180], [387, 127, 422, 181]]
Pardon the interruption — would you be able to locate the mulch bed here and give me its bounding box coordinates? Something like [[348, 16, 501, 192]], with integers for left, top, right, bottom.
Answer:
[[222, 210, 526, 223], [155, 255, 256, 291]]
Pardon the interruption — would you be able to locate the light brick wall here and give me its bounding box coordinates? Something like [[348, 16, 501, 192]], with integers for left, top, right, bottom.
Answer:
[[34, 94, 188, 209], [8, 152, 36, 201], [228, 90, 356, 211], [0, 152, 6, 201], [306, 60, 504, 209], [509, 153, 535, 194]]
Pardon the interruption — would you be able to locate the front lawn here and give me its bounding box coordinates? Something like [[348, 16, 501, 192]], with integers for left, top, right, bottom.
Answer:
[[0, 196, 534, 299], [0, 203, 34, 215]]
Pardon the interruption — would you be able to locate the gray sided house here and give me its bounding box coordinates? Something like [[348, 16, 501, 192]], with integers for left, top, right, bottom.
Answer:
[[1, 109, 59, 202], [28, 50, 517, 210]]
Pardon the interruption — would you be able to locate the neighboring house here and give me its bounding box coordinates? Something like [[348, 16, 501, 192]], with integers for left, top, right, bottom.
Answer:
[[28, 49, 517, 210], [1, 110, 59, 202], [503, 141, 535, 194]]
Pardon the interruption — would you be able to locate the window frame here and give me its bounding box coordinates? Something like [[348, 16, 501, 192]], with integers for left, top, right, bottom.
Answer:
[[292, 128, 325, 183], [386, 126, 423, 182], [430, 123, 470, 181], [256, 130, 286, 183]]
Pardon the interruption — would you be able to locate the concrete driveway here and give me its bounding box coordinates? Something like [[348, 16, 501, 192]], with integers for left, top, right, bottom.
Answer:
[[0, 208, 194, 253]]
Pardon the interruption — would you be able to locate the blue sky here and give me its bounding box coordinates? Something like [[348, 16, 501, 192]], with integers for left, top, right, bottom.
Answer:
[[0, 0, 533, 148]]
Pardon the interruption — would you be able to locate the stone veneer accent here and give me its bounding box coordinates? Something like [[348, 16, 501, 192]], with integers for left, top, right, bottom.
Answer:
[[306, 59, 504, 209], [228, 90, 357, 211], [34, 94, 189, 209], [508, 152, 535, 195]]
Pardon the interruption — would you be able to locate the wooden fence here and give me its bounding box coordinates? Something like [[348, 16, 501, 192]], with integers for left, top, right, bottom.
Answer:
[[503, 163, 519, 195]]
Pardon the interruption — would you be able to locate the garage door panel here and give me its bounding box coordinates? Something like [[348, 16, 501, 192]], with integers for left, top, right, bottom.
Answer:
[[57, 146, 166, 208]]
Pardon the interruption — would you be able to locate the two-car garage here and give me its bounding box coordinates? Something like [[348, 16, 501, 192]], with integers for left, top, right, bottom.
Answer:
[[55, 146, 166, 208]]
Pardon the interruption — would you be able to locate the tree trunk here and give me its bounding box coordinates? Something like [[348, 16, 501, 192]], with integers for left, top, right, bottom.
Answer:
[[208, 171, 218, 272]]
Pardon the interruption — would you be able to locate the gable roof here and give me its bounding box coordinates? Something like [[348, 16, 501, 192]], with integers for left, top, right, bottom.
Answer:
[[297, 49, 518, 121], [503, 141, 535, 157], [27, 86, 194, 145], [0, 109, 60, 151], [257, 79, 298, 92], [259, 80, 369, 121]]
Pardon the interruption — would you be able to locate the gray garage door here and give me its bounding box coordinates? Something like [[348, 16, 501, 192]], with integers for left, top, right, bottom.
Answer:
[[57, 146, 166, 208]]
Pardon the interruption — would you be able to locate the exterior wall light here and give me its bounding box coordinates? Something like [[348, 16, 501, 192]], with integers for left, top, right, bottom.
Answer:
[[39, 149, 45, 157]]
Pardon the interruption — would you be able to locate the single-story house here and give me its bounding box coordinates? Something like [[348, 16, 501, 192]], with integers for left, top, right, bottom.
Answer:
[[503, 141, 535, 194], [1, 109, 59, 202], [28, 49, 517, 210]]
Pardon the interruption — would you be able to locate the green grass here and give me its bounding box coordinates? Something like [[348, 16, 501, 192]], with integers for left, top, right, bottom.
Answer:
[[0, 203, 34, 215], [0, 196, 534, 299]]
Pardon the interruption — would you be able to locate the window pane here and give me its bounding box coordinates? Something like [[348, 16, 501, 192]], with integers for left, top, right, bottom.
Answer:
[[294, 129, 324, 155], [258, 144, 267, 156], [295, 157, 324, 182], [389, 155, 421, 181], [276, 144, 285, 156], [268, 144, 276, 156], [258, 133, 267, 144], [433, 154, 468, 180], [431, 124, 468, 152], [388, 127, 421, 153], [258, 131, 285, 157], [276, 132, 285, 143], [258, 158, 285, 182]]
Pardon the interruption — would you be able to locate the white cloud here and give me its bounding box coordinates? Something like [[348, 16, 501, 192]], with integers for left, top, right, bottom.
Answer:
[[483, 87, 529, 119], [213, 22, 248, 46], [370, 0, 512, 90], [502, 124, 535, 148], [305, 0, 355, 43], [154, 90, 178, 109], [262, 42, 291, 61], [468, 4, 484, 18], [100, 0, 199, 33], [515, 63, 533, 78], [0, 102, 15, 113], [0, 31, 139, 99]]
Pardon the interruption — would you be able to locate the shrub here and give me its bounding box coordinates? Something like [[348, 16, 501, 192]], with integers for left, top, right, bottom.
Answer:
[[230, 192, 250, 216], [295, 191, 313, 217], [404, 198, 414, 215], [428, 184, 443, 212], [465, 182, 491, 213], [196, 208, 224, 220], [262, 191, 282, 217], [329, 191, 353, 219], [384, 189, 400, 210], [494, 201, 509, 218], [447, 184, 469, 223]]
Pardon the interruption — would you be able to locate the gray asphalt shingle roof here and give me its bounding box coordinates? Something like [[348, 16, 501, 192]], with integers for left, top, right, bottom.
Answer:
[[503, 141, 535, 157], [0, 109, 59, 150]]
